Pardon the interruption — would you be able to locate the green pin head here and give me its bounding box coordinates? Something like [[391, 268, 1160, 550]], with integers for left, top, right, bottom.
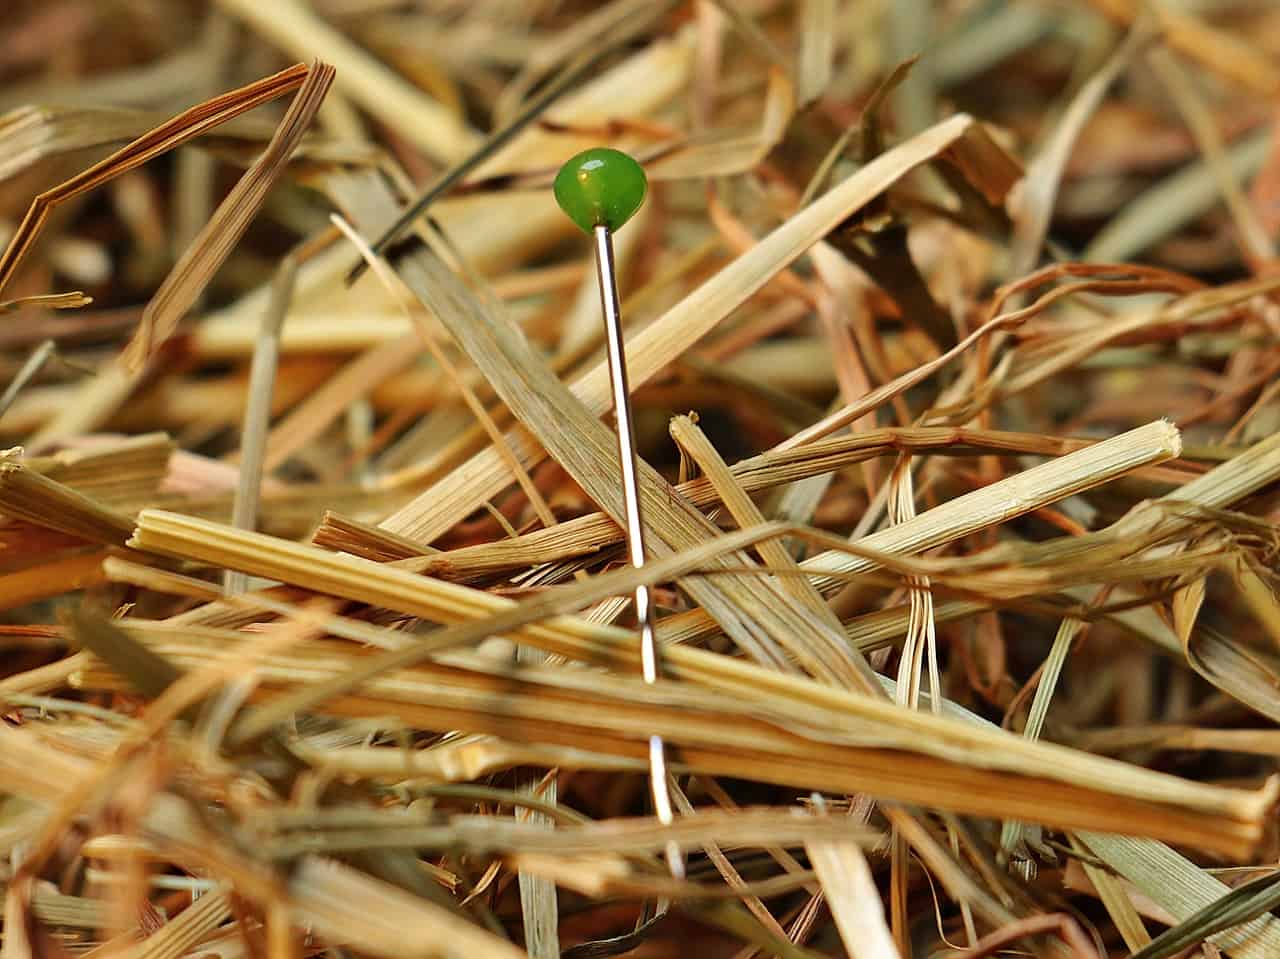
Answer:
[[553, 147, 647, 234]]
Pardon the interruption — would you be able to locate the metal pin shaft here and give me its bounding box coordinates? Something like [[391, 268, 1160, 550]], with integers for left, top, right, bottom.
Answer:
[[592, 224, 684, 880]]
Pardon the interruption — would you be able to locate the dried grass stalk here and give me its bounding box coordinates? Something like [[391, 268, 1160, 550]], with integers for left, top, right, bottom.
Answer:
[[76, 534, 1280, 856], [213, 0, 478, 162], [288, 856, 527, 959], [664, 419, 1181, 643], [124, 61, 335, 367], [0, 63, 309, 297], [0, 461, 136, 545]]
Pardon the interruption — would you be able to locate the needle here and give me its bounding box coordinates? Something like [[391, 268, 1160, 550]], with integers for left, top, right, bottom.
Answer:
[[554, 148, 684, 880]]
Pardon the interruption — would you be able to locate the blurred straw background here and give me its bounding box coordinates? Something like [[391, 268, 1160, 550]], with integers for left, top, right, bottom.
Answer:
[[3, 1, 1280, 957]]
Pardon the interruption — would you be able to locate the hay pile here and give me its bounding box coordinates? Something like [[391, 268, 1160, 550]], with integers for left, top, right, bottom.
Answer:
[[2, 2, 1280, 957]]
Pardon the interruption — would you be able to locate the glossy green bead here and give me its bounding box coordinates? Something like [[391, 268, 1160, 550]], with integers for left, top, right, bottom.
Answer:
[[553, 148, 647, 234]]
